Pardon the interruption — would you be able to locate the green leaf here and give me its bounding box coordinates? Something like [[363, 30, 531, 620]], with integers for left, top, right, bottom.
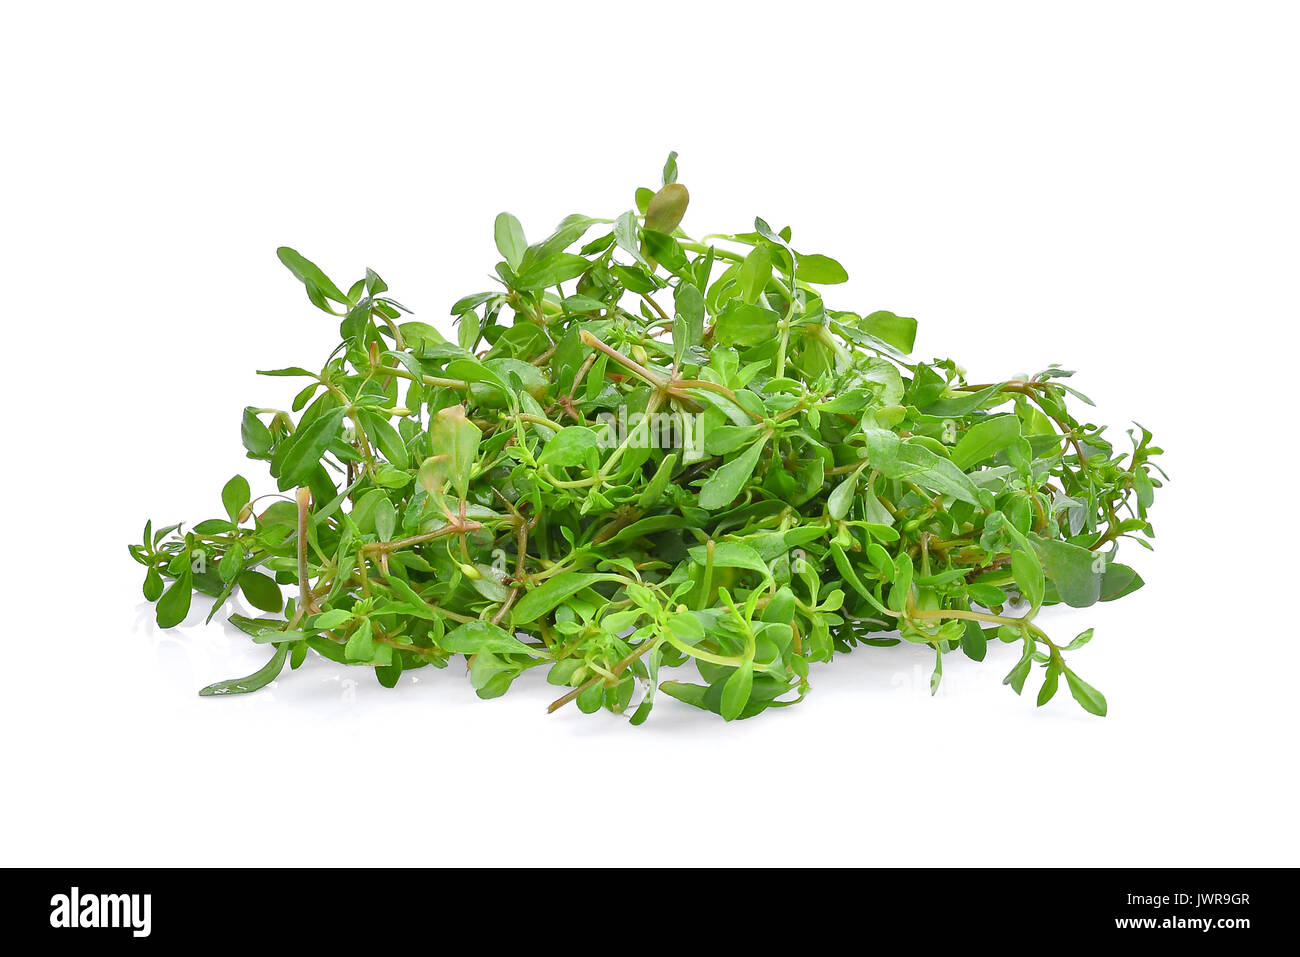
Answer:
[[512, 572, 622, 626], [250, 628, 310, 645], [312, 609, 354, 630], [513, 253, 590, 292], [193, 519, 235, 534], [794, 252, 848, 284], [828, 462, 866, 520], [279, 406, 347, 489], [428, 405, 482, 501], [687, 542, 772, 579], [660, 681, 711, 712], [1030, 534, 1102, 608], [277, 247, 350, 311], [143, 567, 164, 602], [359, 409, 410, 470], [704, 424, 762, 456], [448, 292, 495, 316], [199, 645, 289, 696], [400, 320, 449, 350], [537, 426, 599, 469], [1037, 661, 1061, 706], [221, 474, 250, 523], [699, 435, 768, 510], [662, 150, 679, 186], [238, 570, 283, 613], [866, 435, 980, 505], [739, 246, 772, 303], [720, 661, 754, 721], [1100, 563, 1145, 601], [1064, 628, 1094, 651], [828, 543, 877, 606], [156, 569, 193, 628], [444, 358, 514, 408], [961, 620, 988, 661], [666, 612, 706, 643], [674, 283, 705, 362], [382, 576, 442, 620], [642, 230, 689, 274], [522, 214, 599, 268], [860, 310, 917, 354], [888, 553, 914, 614], [442, 620, 541, 656], [344, 618, 375, 660], [614, 209, 644, 264], [1064, 668, 1108, 716], [951, 415, 1021, 470], [457, 309, 480, 351], [1004, 652, 1032, 695], [493, 212, 527, 271], [241, 408, 273, 456], [1011, 547, 1045, 609], [864, 427, 900, 471], [373, 497, 396, 542], [636, 453, 678, 508], [374, 466, 411, 489], [714, 300, 780, 347]]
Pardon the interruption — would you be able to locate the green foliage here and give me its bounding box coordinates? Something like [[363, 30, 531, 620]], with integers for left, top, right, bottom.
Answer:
[[131, 155, 1164, 721]]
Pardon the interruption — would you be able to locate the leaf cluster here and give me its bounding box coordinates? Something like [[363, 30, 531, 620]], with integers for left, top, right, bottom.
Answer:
[[131, 155, 1164, 720]]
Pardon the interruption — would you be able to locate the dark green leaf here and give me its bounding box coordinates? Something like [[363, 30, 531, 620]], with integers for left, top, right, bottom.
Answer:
[[199, 645, 289, 696], [278, 406, 347, 489], [238, 570, 283, 613], [699, 436, 767, 510], [512, 573, 623, 626], [156, 569, 193, 628]]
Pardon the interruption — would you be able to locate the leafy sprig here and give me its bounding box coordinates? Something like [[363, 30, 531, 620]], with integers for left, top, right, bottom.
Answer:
[[130, 155, 1163, 720]]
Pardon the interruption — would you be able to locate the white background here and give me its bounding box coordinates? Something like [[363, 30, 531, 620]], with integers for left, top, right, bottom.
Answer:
[[3, 1, 1296, 867]]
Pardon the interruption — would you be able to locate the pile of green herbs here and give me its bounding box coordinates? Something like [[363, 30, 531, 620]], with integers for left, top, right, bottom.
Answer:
[[131, 154, 1162, 721]]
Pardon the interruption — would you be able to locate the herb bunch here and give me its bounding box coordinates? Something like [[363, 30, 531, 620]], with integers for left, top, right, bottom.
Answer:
[[131, 154, 1163, 721]]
